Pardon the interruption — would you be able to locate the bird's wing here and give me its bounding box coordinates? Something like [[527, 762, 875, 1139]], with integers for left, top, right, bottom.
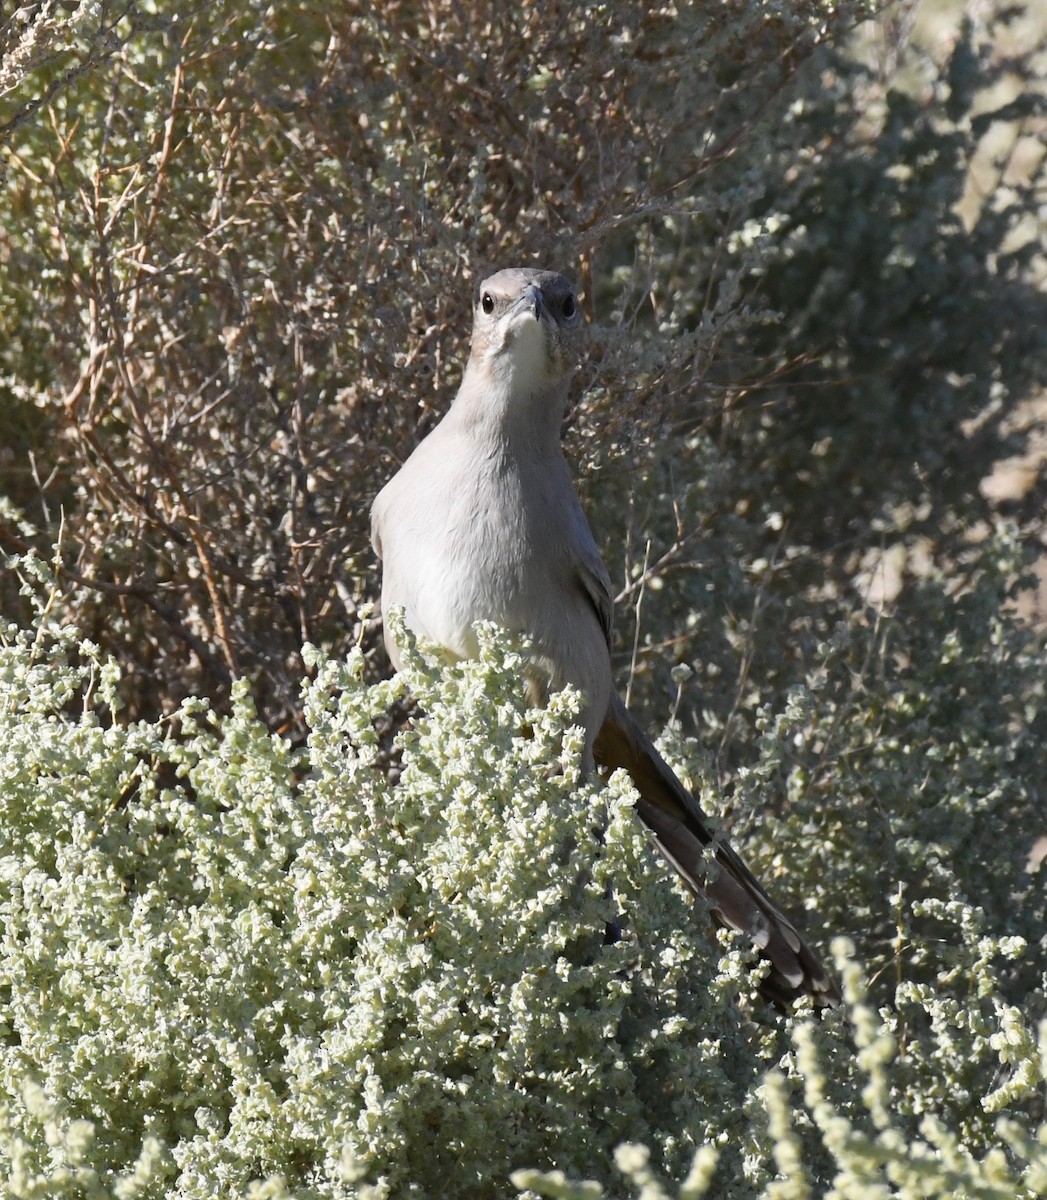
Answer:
[[575, 554, 614, 650]]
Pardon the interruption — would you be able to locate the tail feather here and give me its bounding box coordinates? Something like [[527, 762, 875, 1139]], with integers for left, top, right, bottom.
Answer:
[[594, 692, 839, 1009]]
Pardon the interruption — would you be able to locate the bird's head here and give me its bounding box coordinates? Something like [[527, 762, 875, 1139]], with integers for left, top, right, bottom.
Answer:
[[467, 267, 583, 391]]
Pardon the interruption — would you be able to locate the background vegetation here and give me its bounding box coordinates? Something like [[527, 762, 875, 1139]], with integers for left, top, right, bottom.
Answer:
[[0, 0, 1045, 1196]]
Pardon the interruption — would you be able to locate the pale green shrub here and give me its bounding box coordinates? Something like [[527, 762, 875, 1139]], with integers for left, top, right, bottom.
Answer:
[[0, 558, 782, 1196], [517, 942, 1047, 1199], [1, 554, 1045, 1198]]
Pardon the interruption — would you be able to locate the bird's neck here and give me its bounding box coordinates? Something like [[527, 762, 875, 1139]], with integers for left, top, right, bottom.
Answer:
[[450, 358, 568, 460]]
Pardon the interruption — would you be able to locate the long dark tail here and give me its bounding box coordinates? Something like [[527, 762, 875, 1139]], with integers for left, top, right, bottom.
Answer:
[[593, 692, 839, 1010]]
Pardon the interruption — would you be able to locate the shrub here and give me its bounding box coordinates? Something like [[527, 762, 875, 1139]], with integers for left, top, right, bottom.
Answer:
[[1, 557, 1044, 1197], [0, 561, 775, 1196]]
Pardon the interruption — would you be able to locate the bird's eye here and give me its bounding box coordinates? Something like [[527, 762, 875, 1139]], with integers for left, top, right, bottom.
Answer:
[[481, 292, 495, 314], [562, 294, 576, 319]]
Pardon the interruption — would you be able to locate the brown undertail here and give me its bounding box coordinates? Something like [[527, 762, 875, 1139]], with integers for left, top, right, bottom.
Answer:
[[593, 693, 839, 1010]]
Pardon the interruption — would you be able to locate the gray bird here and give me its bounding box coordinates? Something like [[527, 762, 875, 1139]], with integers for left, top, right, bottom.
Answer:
[[371, 267, 838, 1009]]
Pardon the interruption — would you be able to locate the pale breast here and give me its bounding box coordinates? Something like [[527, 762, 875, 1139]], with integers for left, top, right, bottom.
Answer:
[[372, 430, 612, 742]]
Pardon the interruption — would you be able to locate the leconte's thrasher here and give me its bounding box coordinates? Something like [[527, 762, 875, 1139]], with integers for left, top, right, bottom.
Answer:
[[371, 267, 838, 1009]]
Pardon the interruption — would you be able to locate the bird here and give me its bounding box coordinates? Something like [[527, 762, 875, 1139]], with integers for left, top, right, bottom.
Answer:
[[370, 266, 838, 1009]]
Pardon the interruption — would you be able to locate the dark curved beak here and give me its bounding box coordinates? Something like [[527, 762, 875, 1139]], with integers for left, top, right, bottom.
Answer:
[[517, 282, 543, 322]]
